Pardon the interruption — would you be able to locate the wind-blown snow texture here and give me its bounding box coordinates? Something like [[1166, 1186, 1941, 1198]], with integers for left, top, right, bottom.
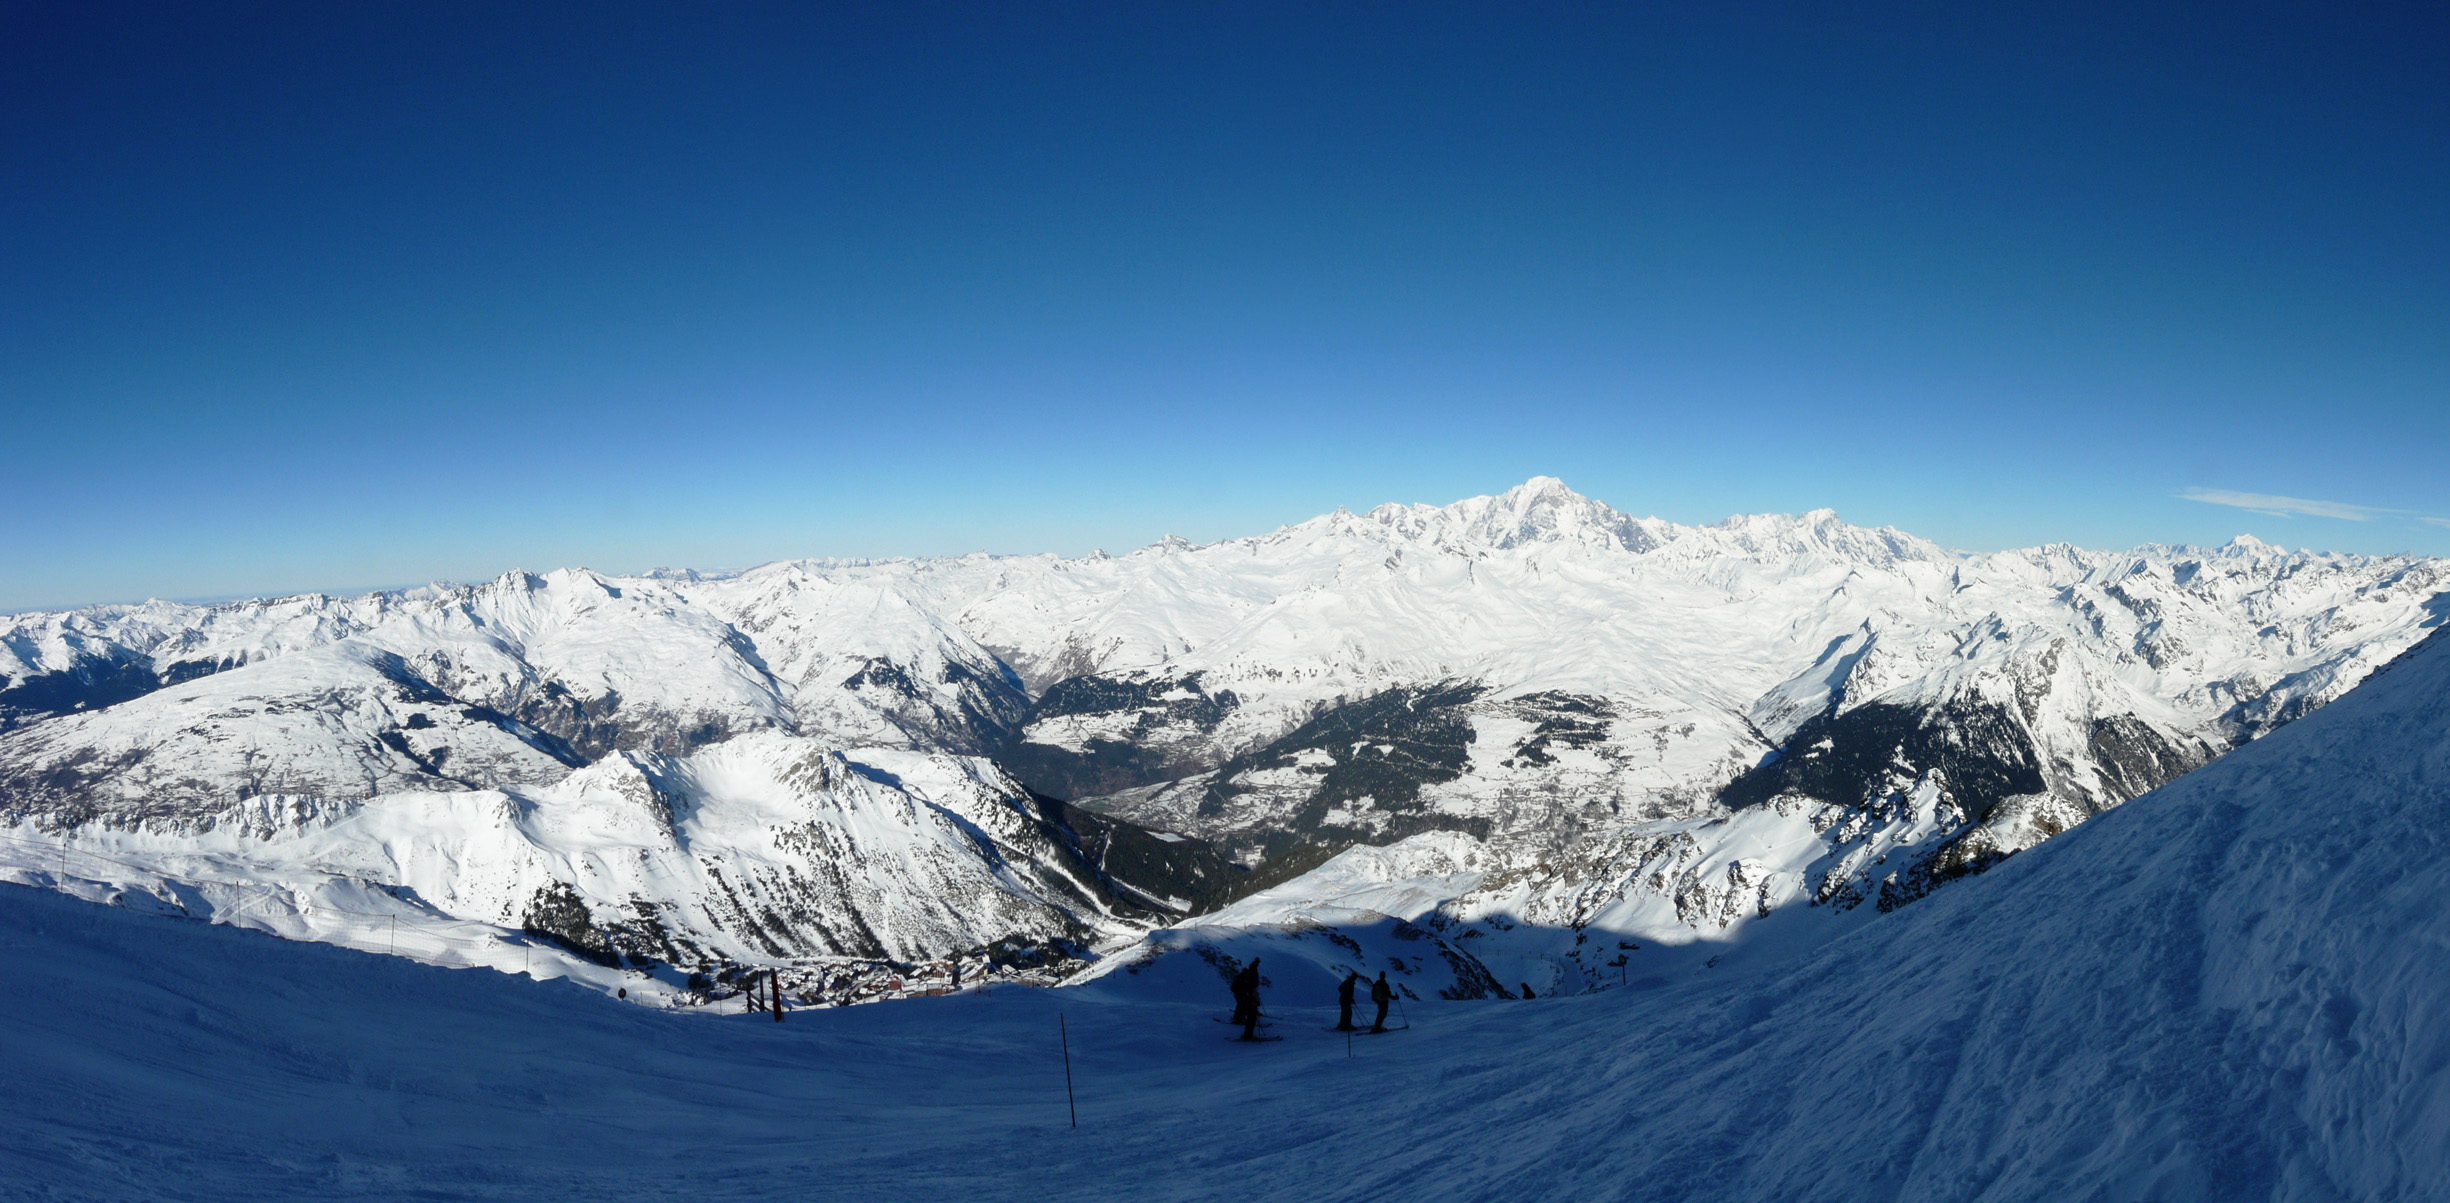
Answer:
[[7, 625, 2449, 1201], [2, 479, 2442, 998]]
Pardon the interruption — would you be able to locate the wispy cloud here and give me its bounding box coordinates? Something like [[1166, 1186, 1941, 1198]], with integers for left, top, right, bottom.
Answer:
[[2180, 488, 2382, 521], [2182, 489, 2450, 535]]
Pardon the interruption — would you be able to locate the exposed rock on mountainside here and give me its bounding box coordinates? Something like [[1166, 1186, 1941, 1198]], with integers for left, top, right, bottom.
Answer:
[[2, 479, 2441, 996], [13, 624, 2450, 1195], [4, 731, 1230, 1005], [993, 671, 1242, 800]]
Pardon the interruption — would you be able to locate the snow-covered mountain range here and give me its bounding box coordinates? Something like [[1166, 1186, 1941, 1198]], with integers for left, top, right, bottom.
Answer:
[[11, 620, 2450, 1199], [3, 478, 2442, 1000]]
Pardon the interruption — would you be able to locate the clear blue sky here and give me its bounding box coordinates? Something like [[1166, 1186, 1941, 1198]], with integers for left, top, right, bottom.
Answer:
[[5, 2, 2446, 610]]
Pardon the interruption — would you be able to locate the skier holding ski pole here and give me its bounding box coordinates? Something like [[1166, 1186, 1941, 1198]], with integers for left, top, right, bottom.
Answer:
[[1370, 971, 1393, 1033]]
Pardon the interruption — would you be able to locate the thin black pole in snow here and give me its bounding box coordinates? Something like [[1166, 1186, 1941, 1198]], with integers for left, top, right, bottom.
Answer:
[[1059, 1013, 1077, 1129]]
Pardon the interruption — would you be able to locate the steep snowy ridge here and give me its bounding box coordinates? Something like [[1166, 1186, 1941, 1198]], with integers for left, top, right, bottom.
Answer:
[[7, 625, 2450, 1200], [1087, 613, 2450, 1199], [960, 484, 2442, 965], [1, 478, 2443, 1001], [1, 731, 1216, 1007], [698, 561, 1030, 753], [0, 565, 1236, 1001], [0, 565, 1027, 762], [0, 640, 578, 820], [1357, 473, 1678, 553]]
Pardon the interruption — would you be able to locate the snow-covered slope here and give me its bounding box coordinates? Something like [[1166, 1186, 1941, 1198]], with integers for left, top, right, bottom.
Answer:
[[0, 565, 1027, 761], [10, 623, 2450, 1199], [977, 488, 2437, 852], [0, 567, 1209, 998], [0, 730, 1230, 1006], [3, 479, 2441, 995], [946, 483, 2441, 984], [972, 485, 2440, 946]]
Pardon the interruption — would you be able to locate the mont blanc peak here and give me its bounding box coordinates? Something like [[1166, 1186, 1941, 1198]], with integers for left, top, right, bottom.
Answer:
[[1356, 476, 1665, 554]]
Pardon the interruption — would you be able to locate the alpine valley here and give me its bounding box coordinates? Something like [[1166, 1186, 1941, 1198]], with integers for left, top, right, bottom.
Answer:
[[4, 478, 2443, 1005]]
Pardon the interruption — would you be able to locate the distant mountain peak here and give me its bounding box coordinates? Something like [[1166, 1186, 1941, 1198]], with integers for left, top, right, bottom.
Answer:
[[1349, 476, 1662, 554], [1505, 473, 1581, 501]]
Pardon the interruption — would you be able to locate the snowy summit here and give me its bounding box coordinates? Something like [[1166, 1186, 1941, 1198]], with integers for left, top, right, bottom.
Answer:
[[2, 479, 2441, 1011]]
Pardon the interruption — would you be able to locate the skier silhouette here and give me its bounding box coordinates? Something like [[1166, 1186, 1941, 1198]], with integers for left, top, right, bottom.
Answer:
[[1336, 971, 1360, 1030], [1231, 958, 1263, 1041], [1370, 971, 1394, 1032]]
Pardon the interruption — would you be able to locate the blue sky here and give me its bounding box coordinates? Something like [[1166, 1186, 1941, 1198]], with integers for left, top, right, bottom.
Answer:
[[5, 2, 2445, 610]]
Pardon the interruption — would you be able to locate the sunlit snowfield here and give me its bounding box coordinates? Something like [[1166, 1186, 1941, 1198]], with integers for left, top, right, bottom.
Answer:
[[7, 482, 2443, 1018], [8, 626, 2450, 1202]]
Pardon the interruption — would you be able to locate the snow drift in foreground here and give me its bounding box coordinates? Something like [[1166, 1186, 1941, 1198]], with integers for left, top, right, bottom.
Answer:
[[7, 626, 2449, 1201]]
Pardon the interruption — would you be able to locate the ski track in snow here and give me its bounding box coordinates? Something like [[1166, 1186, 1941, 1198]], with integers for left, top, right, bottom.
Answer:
[[7, 626, 2450, 1201]]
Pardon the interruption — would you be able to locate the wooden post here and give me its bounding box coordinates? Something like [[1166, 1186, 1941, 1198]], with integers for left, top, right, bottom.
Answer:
[[771, 968, 784, 1022]]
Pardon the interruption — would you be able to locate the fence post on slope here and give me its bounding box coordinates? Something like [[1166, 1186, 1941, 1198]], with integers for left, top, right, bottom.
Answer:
[[1060, 1013, 1077, 1129], [772, 968, 784, 1022], [389, 914, 397, 957]]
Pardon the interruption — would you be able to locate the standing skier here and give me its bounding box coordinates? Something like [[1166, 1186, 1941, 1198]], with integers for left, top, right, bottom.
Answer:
[[1231, 958, 1263, 1041], [1370, 971, 1394, 1032], [1336, 971, 1360, 1031]]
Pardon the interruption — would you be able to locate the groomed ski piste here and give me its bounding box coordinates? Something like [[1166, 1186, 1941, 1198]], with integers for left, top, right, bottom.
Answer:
[[7, 625, 2449, 1201]]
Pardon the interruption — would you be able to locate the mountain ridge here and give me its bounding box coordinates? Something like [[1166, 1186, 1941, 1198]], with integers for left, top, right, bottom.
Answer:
[[3, 478, 2442, 1003], [9, 622, 2449, 1198]]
